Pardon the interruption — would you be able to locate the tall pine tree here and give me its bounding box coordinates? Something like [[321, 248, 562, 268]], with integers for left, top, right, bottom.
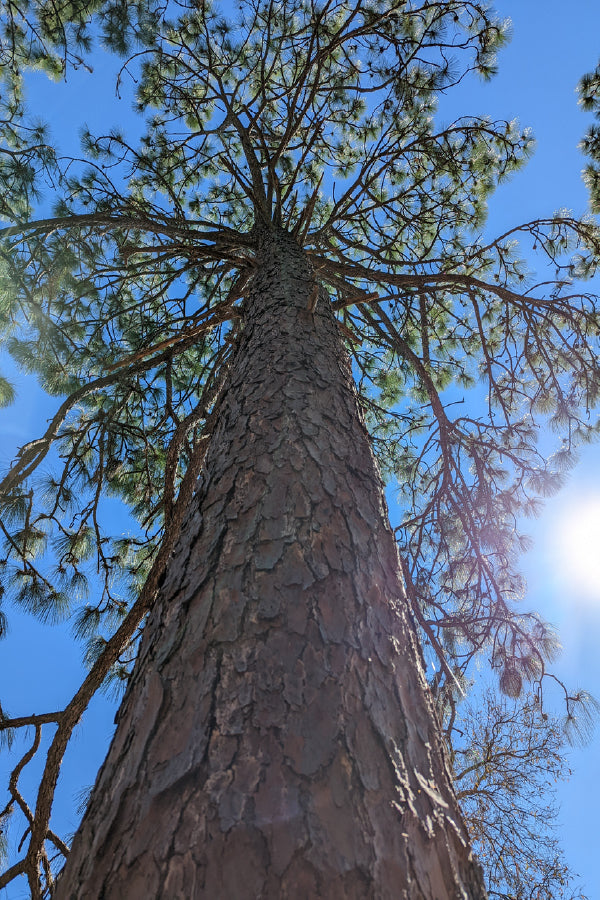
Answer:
[[1, 1, 600, 896]]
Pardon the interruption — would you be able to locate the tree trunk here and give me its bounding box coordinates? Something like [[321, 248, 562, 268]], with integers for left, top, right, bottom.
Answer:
[[56, 230, 487, 899]]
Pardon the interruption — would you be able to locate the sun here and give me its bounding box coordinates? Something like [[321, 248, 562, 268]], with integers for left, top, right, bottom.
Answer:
[[553, 495, 600, 603]]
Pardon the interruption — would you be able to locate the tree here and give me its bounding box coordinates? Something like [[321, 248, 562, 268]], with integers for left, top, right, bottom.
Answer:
[[0, 1, 161, 226], [1, 0, 599, 896], [455, 691, 588, 900]]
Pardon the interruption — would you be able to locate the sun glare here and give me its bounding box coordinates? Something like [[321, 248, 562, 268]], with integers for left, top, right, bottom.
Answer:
[[554, 495, 600, 603]]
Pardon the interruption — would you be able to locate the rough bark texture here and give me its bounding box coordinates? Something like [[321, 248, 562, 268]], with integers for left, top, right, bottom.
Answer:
[[56, 230, 487, 899]]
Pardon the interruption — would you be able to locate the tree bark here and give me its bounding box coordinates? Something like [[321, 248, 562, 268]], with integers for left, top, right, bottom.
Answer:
[[56, 229, 487, 899]]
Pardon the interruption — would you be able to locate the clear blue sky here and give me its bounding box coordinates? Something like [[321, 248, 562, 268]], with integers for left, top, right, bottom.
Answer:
[[1, 2, 600, 897]]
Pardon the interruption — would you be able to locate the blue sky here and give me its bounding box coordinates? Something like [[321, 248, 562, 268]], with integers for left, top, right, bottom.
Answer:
[[450, 3, 600, 894], [1, 1, 600, 897]]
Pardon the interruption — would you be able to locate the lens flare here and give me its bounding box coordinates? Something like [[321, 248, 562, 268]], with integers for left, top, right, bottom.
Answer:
[[554, 495, 600, 603]]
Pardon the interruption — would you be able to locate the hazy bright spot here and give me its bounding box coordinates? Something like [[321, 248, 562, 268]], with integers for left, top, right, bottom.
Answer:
[[554, 496, 600, 603]]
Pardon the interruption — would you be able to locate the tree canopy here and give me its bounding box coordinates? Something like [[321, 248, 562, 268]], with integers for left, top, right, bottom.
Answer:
[[1, 1, 599, 896]]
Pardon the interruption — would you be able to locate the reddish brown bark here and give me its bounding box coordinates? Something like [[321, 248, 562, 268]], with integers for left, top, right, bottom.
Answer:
[[56, 230, 487, 898]]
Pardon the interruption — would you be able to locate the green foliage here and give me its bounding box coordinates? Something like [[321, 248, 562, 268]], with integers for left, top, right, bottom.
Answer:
[[579, 63, 600, 213], [0, 803, 12, 867], [0, 375, 15, 406], [0, 1, 162, 81]]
